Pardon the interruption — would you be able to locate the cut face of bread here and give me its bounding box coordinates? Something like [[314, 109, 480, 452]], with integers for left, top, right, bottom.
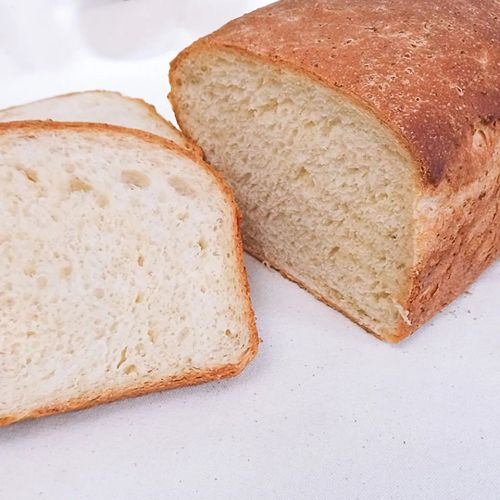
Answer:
[[0, 122, 257, 426], [171, 50, 417, 340], [0, 90, 202, 157]]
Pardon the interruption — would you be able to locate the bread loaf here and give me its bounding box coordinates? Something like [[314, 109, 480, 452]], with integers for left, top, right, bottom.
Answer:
[[0, 121, 257, 425], [0, 90, 202, 157], [169, 0, 499, 342]]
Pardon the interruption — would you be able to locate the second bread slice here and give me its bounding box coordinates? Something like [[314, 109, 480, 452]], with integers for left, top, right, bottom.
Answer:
[[0, 90, 202, 157]]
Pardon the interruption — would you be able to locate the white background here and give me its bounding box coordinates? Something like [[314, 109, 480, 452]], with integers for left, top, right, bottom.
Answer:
[[1, 1, 499, 499]]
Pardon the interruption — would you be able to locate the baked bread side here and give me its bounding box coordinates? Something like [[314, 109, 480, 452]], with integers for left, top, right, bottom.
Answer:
[[169, 0, 499, 341]]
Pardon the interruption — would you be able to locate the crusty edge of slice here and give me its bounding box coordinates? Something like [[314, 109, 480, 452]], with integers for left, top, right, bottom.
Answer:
[[0, 361, 255, 427], [0, 90, 204, 159], [0, 120, 259, 427]]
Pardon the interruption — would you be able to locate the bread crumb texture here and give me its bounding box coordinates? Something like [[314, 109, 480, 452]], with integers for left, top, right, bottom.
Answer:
[[173, 49, 415, 338], [0, 124, 254, 424]]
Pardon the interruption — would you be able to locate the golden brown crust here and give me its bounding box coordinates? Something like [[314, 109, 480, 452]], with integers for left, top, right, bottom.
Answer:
[[169, 0, 499, 342], [0, 90, 204, 159], [0, 120, 258, 426], [398, 124, 500, 341], [171, 0, 499, 188], [0, 353, 255, 427]]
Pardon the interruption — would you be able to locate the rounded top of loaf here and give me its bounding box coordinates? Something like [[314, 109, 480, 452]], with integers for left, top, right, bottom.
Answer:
[[180, 0, 499, 187]]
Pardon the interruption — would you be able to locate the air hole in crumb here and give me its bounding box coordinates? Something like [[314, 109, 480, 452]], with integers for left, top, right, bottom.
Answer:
[[36, 276, 47, 289], [225, 329, 234, 338], [178, 327, 189, 342], [16, 165, 38, 183], [147, 329, 157, 344], [168, 176, 195, 197], [135, 292, 144, 304], [240, 172, 252, 184], [125, 364, 137, 375], [296, 167, 315, 187], [197, 239, 207, 251], [26, 331, 36, 338], [23, 265, 36, 277], [117, 347, 128, 368], [70, 177, 92, 192], [42, 370, 56, 381], [137, 255, 145, 267], [328, 246, 340, 258], [122, 170, 150, 188], [25, 169, 38, 182], [94, 288, 104, 299], [178, 212, 189, 221], [61, 265, 72, 278], [373, 291, 390, 300], [96, 193, 109, 208], [201, 286, 207, 293]]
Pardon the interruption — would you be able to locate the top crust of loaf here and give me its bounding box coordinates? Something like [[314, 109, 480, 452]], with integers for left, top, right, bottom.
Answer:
[[170, 0, 499, 188]]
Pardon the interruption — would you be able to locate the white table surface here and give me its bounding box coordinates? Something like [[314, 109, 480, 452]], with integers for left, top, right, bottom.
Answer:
[[1, 1, 499, 499]]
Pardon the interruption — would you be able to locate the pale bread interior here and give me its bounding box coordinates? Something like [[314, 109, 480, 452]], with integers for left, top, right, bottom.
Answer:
[[0, 90, 196, 153], [0, 124, 253, 423], [171, 49, 417, 338]]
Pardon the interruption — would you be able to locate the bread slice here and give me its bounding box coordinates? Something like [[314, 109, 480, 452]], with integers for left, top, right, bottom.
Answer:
[[0, 121, 257, 426], [0, 90, 202, 157], [169, 0, 499, 342]]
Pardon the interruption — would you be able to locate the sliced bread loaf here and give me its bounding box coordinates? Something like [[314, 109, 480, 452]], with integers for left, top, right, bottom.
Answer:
[[0, 90, 202, 157], [169, 0, 499, 342], [0, 121, 257, 426]]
